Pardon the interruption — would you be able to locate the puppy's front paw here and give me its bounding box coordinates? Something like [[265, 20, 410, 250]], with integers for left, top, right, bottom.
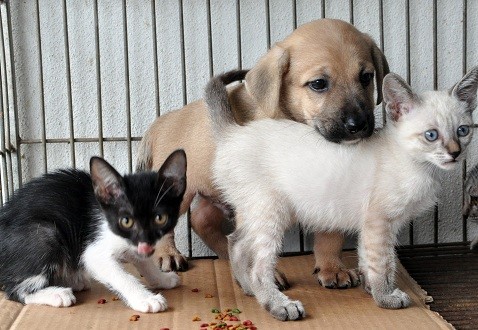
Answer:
[[130, 293, 168, 313], [155, 271, 180, 290], [268, 299, 305, 321], [374, 288, 411, 309], [314, 266, 360, 289], [158, 253, 188, 272]]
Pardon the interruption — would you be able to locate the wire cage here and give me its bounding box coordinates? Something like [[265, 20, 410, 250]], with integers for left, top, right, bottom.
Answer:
[[0, 0, 477, 260]]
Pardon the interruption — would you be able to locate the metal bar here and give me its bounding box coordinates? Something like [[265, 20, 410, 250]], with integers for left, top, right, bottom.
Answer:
[[321, 0, 326, 18], [35, 0, 47, 173], [151, 0, 160, 117], [0, 4, 11, 200], [0, 66, 5, 203], [18, 136, 143, 144], [379, 0, 386, 124], [265, 0, 271, 49], [93, 0, 104, 157], [462, 0, 468, 242], [349, 0, 354, 25], [433, 0, 439, 244], [235, 0, 242, 69], [5, 0, 22, 188], [206, 0, 213, 77], [62, 0, 75, 168], [292, 0, 297, 29], [405, 0, 414, 245], [121, 0, 132, 173]]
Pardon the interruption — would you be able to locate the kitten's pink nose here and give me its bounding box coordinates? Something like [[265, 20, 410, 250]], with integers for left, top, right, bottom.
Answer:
[[138, 242, 155, 256]]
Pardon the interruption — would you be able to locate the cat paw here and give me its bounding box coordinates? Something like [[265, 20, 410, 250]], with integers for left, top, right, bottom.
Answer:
[[155, 272, 180, 290], [374, 288, 411, 309], [24, 287, 76, 307], [274, 269, 290, 291], [130, 293, 168, 313], [158, 253, 189, 272], [314, 266, 360, 289], [267, 299, 305, 321]]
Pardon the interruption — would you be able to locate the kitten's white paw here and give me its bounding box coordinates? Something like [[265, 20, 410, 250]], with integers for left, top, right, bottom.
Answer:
[[24, 287, 76, 307], [374, 288, 411, 309], [131, 293, 168, 313], [156, 271, 180, 289]]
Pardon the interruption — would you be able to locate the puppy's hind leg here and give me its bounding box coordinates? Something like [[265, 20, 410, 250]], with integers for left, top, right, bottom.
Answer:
[[313, 231, 360, 289]]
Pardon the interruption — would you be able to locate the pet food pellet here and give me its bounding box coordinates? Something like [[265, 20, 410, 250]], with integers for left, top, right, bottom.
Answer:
[[229, 316, 239, 321], [242, 320, 253, 326], [112, 296, 119, 301], [211, 308, 220, 313], [192, 316, 201, 321], [97, 298, 107, 304], [192, 288, 199, 292], [232, 308, 241, 313], [129, 315, 140, 321], [200, 323, 209, 328], [249, 327, 257, 330], [205, 293, 214, 298], [159, 328, 169, 330]]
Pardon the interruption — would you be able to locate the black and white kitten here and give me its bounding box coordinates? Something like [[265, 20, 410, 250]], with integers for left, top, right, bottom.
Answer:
[[0, 149, 187, 313]]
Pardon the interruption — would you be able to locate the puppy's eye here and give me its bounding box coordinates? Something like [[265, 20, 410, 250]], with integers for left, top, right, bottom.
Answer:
[[155, 214, 168, 226], [119, 217, 134, 229], [424, 129, 439, 142], [360, 72, 374, 87], [457, 125, 470, 137], [308, 79, 328, 92]]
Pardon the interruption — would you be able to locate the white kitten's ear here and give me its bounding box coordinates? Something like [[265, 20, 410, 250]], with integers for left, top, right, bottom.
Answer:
[[383, 73, 418, 121], [90, 157, 126, 205], [451, 66, 478, 112], [157, 149, 187, 197]]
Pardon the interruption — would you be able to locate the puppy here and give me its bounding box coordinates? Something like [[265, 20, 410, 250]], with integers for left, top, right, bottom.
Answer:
[[207, 68, 478, 320], [137, 19, 389, 289]]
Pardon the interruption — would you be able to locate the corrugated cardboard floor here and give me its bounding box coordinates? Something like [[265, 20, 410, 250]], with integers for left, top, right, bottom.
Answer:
[[0, 253, 451, 330]]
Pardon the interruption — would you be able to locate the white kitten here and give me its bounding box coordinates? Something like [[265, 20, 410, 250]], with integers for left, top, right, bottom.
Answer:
[[206, 67, 478, 321]]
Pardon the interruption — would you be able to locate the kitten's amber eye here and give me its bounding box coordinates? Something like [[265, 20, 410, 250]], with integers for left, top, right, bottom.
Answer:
[[424, 129, 439, 142], [457, 125, 470, 137], [119, 217, 134, 229], [155, 214, 168, 226]]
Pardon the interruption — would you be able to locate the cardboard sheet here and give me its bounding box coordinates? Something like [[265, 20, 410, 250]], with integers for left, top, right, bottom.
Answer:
[[0, 253, 452, 330]]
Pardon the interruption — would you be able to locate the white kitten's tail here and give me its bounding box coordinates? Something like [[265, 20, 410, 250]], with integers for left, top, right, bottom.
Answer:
[[204, 70, 248, 139]]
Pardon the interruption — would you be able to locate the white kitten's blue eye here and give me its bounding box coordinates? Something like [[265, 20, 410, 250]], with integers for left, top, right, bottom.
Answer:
[[119, 217, 134, 229], [457, 125, 470, 137], [424, 129, 439, 142], [155, 214, 168, 226]]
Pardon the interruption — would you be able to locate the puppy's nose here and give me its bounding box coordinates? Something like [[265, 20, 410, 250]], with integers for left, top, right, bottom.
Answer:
[[343, 114, 368, 134]]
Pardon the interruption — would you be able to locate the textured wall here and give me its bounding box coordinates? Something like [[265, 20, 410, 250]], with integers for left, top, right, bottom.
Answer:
[[4, 0, 478, 256]]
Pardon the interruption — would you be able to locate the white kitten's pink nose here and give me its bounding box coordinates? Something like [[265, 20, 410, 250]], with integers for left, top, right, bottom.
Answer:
[[138, 242, 155, 256]]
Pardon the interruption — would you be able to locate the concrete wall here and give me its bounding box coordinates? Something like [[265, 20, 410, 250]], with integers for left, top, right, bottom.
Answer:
[[3, 0, 478, 256]]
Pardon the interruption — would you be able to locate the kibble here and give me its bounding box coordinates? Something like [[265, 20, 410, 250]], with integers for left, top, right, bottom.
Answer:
[[129, 315, 140, 321], [205, 293, 214, 298], [192, 316, 201, 321], [192, 288, 199, 292], [97, 298, 107, 304], [111, 296, 119, 301]]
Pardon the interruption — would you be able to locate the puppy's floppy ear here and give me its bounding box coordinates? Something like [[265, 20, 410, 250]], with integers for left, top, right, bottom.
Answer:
[[367, 37, 390, 105], [245, 43, 290, 117], [382, 73, 418, 122], [451, 65, 478, 113]]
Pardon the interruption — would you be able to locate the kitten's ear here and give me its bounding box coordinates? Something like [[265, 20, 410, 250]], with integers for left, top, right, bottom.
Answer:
[[90, 157, 126, 205], [157, 149, 187, 198], [451, 66, 478, 113], [383, 73, 418, 121]]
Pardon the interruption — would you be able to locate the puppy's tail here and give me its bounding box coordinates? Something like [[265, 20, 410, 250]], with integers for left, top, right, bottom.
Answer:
[[205, 69, 248, 139]]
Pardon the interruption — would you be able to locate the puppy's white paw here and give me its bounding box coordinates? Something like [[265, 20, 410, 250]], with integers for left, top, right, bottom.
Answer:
[[24, 287, 76, 307], [157, 272, 180, 289], [130, 293, 168, 313], [268, 299, 305, 321], [374, 288, 411, 309]]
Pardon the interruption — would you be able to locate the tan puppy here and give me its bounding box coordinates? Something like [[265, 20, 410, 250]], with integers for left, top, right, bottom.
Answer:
[[137, 18, 389, 289]]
